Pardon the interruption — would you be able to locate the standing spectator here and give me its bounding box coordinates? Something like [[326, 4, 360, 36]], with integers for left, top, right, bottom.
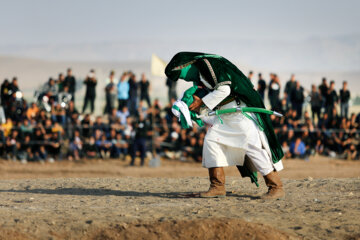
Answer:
[[128, 73, 138, 116], [284, 74, 297, 103], [257, 73, 266, 100], [1, 79, 11, 106], [326, 81, 339, 118], [268, 73, 281, 110], [247, 71, 254, 83], [82, 69, 97, 114], [309, 85, 322, 124], [290, 81, 304, 119], [130, 113, 150, 166], [319, 77, 328, 111], [117, 72, 130, 110], [42, 78, 59, 102], [57, 73, 65, 92], [339, 81, 350, 118], [64, 68, 76, 102], [104, 71, 117, 114], [166, 77, 177, 103], [10, 77, 20, 93], [139, 73, 151, 107]]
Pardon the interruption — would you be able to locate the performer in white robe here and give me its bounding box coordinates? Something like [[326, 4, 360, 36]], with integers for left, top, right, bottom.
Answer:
[[166, 52, 285, 200], [200, 85, 284, 175]]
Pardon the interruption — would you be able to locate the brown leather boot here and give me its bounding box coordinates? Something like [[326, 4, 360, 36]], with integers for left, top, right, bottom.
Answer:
[[261, 171, 285, 200], [200, 167, 226, 198]]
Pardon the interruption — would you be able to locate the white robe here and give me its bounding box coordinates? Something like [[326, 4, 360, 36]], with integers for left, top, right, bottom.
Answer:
[[201, 85, 283, 176]]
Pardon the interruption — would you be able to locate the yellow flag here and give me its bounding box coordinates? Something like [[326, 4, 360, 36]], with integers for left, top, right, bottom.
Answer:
[[151, 54, 167, 77]]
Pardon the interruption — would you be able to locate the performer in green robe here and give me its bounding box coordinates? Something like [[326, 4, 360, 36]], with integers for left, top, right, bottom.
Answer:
[[166, 52, 285, 199]]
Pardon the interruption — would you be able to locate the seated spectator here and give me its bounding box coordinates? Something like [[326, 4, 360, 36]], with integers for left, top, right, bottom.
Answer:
[[116, 106, 130, 125], [51, 103, 66, 125], [32, 127, 47, 162], [5, 130, 20, 161], [47, 132, 61, 162], [58, 85, 72, 106], [343, 144, 358, 160], [69, 130, 83, 161], [2, 118, 13, 137], [290, 137, 308, 159], [81, 114, 93, 139], [20, 119, 33, 136], [83, 136, 98, 159], [26, 102, 39, 120], [18, 135, 34, 163], [96, 135, 112, 159], [111, 133, 128, 159]]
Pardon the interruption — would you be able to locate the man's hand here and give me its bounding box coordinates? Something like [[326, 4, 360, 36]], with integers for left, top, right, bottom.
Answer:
[[189, 95, 203, 112]]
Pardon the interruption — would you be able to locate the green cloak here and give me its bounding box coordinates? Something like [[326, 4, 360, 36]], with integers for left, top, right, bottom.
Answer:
[[165, 51, 284, 163]]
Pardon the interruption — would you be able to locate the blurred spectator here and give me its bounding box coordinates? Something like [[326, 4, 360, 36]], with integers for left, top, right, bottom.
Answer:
[[309, 85, 322, 124], [26, 102, 39, 120], [97, 135, 112, 159], [319, 77, 328, 111], [339, 81, 350, 118], [111, 132, 128, 159], [290, 81, 304, 119], [1, 79, 10, 106], [290, 137, 308, 159], [257, 73, 266, 100], [69, 130, 83, 161], [247, 71, 254, 83], [284, 74, 297, 102], [117, 106, 130, 125], [128, 73, 139, 116], [130, 113, 150, 166], [64, 68, 76, 102], [51, 103, 66, 125], [166, 77, 177, 103], [83, 136, 97, 159], [82, 69, 97, 114], [117, 72, 130, 110], [58, 86, 72, 106], [268, 73, 281, 110], [139, 73, 151, 107], [57, 73, 65, 92], [104, 71, 117, 114], [326, 81, 339, 118], [42, 78, 58, 102]]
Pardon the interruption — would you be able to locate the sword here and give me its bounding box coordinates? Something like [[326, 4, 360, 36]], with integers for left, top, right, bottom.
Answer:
[[208, 107, 283, 117]]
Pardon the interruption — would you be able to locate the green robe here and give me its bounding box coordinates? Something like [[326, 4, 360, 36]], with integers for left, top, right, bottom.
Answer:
[[165, 52, 284, 185]]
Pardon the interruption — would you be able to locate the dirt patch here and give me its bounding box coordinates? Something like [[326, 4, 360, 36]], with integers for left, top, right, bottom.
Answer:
[[87, 218, 294, 240], [0, 156, 359, 180], [0, 177, 359, 239]]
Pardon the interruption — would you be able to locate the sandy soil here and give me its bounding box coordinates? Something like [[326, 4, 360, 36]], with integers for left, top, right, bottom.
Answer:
[[0, 157, 359, 240]]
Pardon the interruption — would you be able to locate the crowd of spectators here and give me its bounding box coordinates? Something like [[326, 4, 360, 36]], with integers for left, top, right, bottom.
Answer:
[[255, 73, 358, 160], [0, 68, 358, 165]]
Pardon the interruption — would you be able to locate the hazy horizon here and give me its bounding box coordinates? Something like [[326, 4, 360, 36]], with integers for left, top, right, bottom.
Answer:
[[1, 0, 359, 72]]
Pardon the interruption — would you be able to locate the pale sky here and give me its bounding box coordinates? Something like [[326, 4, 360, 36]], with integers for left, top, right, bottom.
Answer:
[[0, 0, 359, 45]]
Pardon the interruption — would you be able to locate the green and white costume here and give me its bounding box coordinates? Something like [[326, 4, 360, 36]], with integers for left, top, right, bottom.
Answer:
[[166, 52, 284, 184]]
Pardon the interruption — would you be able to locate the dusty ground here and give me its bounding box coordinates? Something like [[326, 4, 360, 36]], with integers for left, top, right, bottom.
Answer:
[[0, 156, 359, 240]]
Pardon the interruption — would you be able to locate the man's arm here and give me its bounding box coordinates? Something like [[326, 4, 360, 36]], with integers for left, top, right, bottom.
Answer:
[[201, 85, 231, 110]]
